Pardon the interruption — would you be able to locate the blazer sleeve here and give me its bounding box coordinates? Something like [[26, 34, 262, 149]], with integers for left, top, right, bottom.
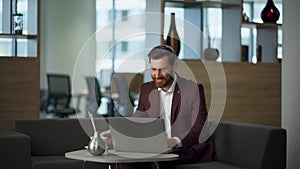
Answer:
[[134, 83, 150, 117], [178, 84, 214, 163], [181, 84, 208, 149], [133, 82, 160, 118]]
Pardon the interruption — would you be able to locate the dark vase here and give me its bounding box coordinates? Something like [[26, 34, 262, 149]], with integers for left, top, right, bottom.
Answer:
[[165, 13, 181, 56], [261, 0, 280, 23]]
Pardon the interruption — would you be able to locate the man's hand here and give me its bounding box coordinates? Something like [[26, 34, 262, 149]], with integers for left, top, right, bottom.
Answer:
[[167, 137, 179, 148], [100, 130, 112, 145]]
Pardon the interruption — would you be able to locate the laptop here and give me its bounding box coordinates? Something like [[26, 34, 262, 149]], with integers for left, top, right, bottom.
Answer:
[[108, 117, 170, 154]]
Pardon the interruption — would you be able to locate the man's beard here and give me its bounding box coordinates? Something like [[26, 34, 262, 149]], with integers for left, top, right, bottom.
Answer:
[[153, 74, 174, 89]]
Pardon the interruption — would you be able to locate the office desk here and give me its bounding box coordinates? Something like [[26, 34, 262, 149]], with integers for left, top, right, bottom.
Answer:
[[65, 149, 178, 168]]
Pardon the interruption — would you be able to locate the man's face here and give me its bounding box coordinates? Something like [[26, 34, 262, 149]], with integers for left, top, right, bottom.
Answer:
[[150, 56, 174, 91]]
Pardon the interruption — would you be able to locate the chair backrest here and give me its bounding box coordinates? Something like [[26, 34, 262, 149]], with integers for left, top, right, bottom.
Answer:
[[112, 73, 134, 116], [47, 74, 72, 108], [85, 76, 102, 106], [112, 73, 132, 104]]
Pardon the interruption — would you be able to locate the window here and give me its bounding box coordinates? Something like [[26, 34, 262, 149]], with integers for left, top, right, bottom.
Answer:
[[121, 10, 128, 21], [204, 8, 222, 61], [121, 41, 128, 52], [95, 0, 146, 87]]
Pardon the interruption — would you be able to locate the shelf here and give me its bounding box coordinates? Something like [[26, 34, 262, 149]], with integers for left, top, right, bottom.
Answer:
[[0, 55, 38, 58], [163, 0, 242, 61], [202, 1, 241, 8], [163, 0, 281, 62], [0, 34, 38, 39], [242, 22, 282, 29], [164, 0, 241, 8]]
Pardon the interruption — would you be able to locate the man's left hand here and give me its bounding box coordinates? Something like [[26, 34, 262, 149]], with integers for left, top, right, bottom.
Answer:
[[167, 137, 178, 148]]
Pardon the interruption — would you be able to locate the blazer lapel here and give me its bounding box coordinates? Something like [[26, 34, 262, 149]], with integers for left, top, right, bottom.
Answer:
[[148, 87, 161, 118], [171, 84, 181, 124]]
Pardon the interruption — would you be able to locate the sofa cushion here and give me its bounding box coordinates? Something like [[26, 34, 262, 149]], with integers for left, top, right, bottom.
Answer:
[[31, 156, 108, 169], [0, 131, 31, 169], [213, 121, 286, 169], [174, 161, 247, 169], [15, 118, 109, 156]]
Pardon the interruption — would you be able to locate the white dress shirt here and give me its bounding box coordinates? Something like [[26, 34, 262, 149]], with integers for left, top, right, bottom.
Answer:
[[158, 74, 182, 147]]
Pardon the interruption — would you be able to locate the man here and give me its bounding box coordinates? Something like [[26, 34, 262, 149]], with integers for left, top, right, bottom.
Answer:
[[102, 45, 213, 169]]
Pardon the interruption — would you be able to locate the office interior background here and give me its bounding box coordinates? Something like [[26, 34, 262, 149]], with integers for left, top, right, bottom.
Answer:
[[0, 0, 299, 168], [41, 1, 300, 168]]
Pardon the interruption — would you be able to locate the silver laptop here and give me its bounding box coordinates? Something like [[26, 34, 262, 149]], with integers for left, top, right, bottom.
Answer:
[[108, 117, 169, 154]]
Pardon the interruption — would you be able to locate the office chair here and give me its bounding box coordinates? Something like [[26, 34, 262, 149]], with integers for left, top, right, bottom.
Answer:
[[46, 74, 77, 118], [85, 77, 103, 117], [112, 73, 134, 117]]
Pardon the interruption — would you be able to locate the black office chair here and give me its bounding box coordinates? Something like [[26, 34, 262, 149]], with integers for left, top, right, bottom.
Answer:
[[112, 73, 134, 117], [85, 77, 102, 117], [46, 74, 77, 118]]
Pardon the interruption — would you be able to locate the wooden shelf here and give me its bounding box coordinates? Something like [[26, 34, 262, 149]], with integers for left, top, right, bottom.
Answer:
[[0, 33, 38, 39], [163, 0, 281, 62]]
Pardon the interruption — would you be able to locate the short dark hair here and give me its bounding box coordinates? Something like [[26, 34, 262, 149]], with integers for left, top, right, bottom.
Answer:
[[147, 45, 177, 65]]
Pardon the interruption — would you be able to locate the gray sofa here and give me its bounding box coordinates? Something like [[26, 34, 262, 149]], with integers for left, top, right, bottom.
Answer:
[[175, 121, 286, 169], [1, 118, 110, 169], [0, 118, 286, 169]]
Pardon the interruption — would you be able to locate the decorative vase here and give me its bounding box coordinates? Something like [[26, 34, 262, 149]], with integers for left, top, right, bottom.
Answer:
[[203, 27, 219, 61], [88, 131, 105, 156], [261, 0, 280, 23], [203, 48, 219, 61], [242, 12, 249, 23], [165, 13, 181, 56]]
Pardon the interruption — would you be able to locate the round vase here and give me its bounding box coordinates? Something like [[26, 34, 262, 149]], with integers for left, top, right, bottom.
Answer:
[[203, 48, 219, 61], [88, 131, 105, 156], [261, 0, 280, 23], [165, 13, 181, 56]]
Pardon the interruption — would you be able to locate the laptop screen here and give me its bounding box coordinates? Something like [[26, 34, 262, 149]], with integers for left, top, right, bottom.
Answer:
[[108, 117, 169, 154]]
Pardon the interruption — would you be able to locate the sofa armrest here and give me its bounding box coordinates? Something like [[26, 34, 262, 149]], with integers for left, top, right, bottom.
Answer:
[[213, 121, 286, 169], [0, 131, 31, 169], [15, 118, 109, 156], [261, 128, 286, 169]]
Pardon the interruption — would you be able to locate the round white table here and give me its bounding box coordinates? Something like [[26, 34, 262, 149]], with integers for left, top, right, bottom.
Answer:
[[65, 149, 179, 169]]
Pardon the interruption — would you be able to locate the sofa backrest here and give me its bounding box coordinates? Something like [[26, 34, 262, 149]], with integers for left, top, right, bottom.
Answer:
[[15, 118, 109, 156], [213, 121, 286, 169]]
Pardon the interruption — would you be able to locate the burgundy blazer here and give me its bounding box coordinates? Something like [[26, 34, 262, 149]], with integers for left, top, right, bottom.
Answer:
[[134, 75, 214, 163]]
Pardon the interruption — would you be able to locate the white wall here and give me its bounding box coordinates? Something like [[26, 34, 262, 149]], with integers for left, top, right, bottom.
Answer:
[[282, 0, 300, 168], [40, 0, 96, 90]]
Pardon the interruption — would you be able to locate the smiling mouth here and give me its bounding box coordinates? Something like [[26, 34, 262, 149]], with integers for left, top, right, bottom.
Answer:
[[155, 78, 164, 83]]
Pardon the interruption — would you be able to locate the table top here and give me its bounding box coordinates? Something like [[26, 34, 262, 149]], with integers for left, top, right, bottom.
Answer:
[[65, 149, 178, 163]]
